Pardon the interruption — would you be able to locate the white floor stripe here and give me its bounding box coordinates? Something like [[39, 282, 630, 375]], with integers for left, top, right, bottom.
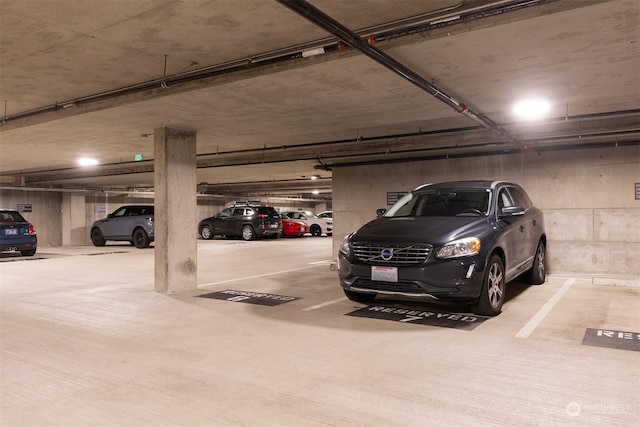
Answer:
[[515, 278, 575, 339], [303, 297, 348, 311], [198, 264, 322, 288]]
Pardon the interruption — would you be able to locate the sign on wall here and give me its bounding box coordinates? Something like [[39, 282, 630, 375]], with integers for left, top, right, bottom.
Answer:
[[386, 192, 408, 206], [94, 205, 107, 214], [17, 204, 32, 212], [635, 183, 640, 200]]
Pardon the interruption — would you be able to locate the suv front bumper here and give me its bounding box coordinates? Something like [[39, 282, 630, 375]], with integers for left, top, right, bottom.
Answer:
[[337, 251, 486, 301]]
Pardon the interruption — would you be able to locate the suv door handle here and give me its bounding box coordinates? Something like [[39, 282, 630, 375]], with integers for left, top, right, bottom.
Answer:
[[519, 225, 525, 232], [532, 219, 537, 226]]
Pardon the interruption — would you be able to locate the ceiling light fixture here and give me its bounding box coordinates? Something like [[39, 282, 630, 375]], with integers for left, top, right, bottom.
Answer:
[[77, 157, 99, 167], [513, 98, 551, 121]]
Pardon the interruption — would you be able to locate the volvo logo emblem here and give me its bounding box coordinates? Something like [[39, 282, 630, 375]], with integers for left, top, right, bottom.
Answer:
[[380, 248, 394, 260]]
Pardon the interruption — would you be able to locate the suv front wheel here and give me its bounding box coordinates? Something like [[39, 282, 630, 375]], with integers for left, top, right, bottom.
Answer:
[[472, 255, 505, 316], [91, 228, 106, 246], [241, 225, 256, 241]]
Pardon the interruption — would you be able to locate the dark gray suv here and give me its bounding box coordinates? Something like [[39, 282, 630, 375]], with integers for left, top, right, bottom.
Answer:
[[90, 205, 154, 248], [337, 181, 546, 316], [199, 202, 282, 241]]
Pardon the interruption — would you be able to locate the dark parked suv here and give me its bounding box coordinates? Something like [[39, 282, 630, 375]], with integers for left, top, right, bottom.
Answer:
[[337, 181, 546, 316], [199, 202, 282, 241], [90, 205, 154, 248]]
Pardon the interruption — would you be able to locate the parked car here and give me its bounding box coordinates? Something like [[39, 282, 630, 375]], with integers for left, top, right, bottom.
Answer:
[[199, 202, 281, 241], [337, 180, 546, 316], [280, 211, 332, 236], [317, 210, 332, 219], [90, 205, 154, 248], [0, 209, 37, 256], [281, 218, 309, 237]]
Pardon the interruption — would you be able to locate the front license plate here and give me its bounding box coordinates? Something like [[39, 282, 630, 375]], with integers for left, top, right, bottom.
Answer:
[[371, 266, 398, 283], [4, 228, 18, 235], [270, 224, 278, 228]]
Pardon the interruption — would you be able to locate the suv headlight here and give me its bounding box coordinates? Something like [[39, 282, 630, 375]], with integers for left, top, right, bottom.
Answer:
[[436, 237, 481, 259], [339, 235, 352, 256]]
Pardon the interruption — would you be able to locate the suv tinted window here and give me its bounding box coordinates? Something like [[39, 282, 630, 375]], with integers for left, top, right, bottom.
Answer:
[[508, 187, 532, 209], [256, 207, 277, 215], [386, 188, 489, 217], [497, 189, 515, 211]]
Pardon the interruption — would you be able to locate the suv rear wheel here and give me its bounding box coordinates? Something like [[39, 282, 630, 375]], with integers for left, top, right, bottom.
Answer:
[[200, 224, 213, 240], [524, 241, 546, 285], [132, 228, 150, 248], [241, 225, 256, 241]]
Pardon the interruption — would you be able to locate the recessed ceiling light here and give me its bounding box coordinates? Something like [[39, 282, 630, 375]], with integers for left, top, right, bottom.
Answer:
[[78, 157, 99, 167], [513, 98, 551, 120]]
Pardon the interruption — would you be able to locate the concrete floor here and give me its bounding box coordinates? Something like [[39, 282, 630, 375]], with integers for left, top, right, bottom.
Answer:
[[1, 237, 638, 426]]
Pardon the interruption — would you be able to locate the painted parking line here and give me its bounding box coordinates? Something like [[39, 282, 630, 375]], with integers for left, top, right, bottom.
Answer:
[[308, 260, 334, 265], [515, 278, 575, 339], [303, 296, 348, 311], [198, 264, 322, 288]]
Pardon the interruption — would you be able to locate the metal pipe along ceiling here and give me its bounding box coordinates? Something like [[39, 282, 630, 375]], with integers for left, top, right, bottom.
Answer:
[[275, 0, 522, 146]]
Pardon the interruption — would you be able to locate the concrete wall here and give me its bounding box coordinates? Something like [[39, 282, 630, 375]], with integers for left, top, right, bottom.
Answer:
[[0, 189, 63, 248], [332, 145, 640, 276]]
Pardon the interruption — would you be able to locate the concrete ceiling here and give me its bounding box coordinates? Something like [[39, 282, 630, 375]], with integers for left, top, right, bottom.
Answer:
[[1, 0, 638, 199]]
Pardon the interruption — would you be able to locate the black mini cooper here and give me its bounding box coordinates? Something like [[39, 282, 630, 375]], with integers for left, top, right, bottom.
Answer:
[[337, 181, 546, 316]]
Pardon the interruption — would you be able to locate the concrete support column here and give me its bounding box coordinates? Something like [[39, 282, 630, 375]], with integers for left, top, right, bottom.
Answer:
[[154, 127, 197, 293], [61, 193, 86, 246]]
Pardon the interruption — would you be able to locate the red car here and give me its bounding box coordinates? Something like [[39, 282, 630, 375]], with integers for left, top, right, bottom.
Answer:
[[281, 218, 309, 237]]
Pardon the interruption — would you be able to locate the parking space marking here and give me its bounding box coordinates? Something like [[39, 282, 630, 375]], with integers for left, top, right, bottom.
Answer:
[[515, 278, 575, 339], [308, 260, 334, 265], [199, 265, 321, 288], [302, 296, 348, 311]]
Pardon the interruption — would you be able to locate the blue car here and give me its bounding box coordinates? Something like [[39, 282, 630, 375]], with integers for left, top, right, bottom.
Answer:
[[0, 209, 37, 256]]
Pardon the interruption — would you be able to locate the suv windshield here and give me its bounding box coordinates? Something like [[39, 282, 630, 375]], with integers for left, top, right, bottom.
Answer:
[[385, 188, 490, 217]]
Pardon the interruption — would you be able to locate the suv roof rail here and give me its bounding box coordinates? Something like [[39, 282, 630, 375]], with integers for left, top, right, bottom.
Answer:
[[233, 200, 263, 206]]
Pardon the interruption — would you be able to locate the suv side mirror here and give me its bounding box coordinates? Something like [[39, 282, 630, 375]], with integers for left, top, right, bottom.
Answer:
[[500, 206, 525, 217], [376, 208, 386, 218]]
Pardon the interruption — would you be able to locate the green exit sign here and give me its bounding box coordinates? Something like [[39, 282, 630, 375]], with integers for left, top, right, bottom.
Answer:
[[134, 154, 143, 162]]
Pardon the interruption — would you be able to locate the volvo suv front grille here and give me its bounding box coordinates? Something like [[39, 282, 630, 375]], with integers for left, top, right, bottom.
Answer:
[[352, 242, 432, 266]]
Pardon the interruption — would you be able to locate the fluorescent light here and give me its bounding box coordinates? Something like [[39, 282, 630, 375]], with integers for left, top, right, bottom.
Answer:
[[78, 157, 99, 166], [312, 190, 319, 195], [513, 98, 551, 120]]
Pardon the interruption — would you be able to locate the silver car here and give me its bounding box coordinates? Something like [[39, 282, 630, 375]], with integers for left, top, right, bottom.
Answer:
[[90, 205, 154, 248]]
